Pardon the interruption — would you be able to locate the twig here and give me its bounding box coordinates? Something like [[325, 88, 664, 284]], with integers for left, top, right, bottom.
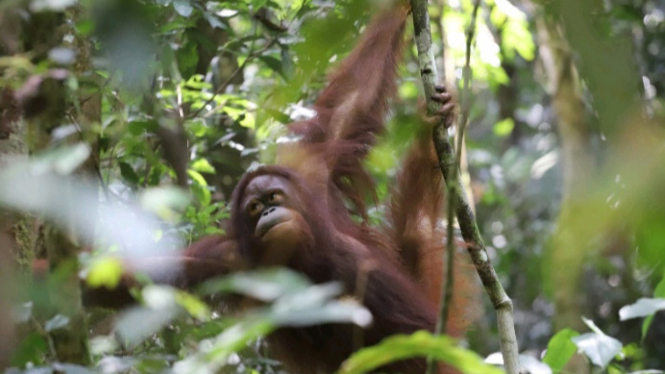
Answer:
[[410, 1, 522, 374]]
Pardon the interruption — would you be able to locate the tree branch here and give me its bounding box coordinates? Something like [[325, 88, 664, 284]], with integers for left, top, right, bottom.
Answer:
[[410, 1, 522, 373]]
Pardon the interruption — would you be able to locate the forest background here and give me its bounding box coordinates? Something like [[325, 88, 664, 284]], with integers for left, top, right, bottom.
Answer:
[[0, 0, 665, 373]]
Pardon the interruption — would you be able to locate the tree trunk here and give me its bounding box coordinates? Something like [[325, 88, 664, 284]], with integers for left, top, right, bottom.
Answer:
[[20, 7, 95, 364], [537, 15, 595, 373]]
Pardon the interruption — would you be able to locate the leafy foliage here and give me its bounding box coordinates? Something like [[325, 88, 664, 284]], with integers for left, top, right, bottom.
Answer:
[[2, 0, 665, 373]]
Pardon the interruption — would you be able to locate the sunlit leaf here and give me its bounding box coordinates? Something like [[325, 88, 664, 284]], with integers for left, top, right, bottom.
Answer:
[[86, 257, 124, 289], [188, 169, 208, 187], [341, 331, 503, 374], [176, 291, 211, 321], [240, 112, 256, 129], [572, 333, 622, 369], [493, 118, 515, 137], [619, 298, 665, 320], [191, 158, 216, 174]]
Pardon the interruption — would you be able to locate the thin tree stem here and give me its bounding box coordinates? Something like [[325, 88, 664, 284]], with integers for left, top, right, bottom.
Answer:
[[410, 0, 522, 373]]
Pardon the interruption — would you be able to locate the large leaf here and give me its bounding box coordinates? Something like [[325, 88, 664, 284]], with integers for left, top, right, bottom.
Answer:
[[115, 305, 180, 348], [198, 268, 311, 301], [340, 331, 504, 374], [174, 273, 370, 374]]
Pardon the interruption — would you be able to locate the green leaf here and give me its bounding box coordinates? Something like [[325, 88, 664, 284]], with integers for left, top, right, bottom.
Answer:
[[398, 81, 419, 100], [642, 314, 654, 340], [654, 272, 665, 298], [188, 169, 211, 206], [191, 158, 216, 174], [543, 328, 580, 372], [176, 291, 212, 321], [263, 108, 291, 124], [176, 40, 199, 79], [490, 0, 535, 61], [188, 169, 208, 187], [174, 319, 274, 374], [493, 118, 515, 137], [128, 120, 152, 135], [119, 162, 140, 185], [86, 257, 124, 289], [340, 331, 504, 374], [11, 333, 48, 366], [643, 272, 665, 337], [259, 55, 288, 80]]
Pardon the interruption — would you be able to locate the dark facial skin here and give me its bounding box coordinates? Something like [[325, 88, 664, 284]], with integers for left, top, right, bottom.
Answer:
[[241, 175, 310, 265]]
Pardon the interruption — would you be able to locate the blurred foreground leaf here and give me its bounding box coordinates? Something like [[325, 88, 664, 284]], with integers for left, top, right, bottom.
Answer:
[[174, 269, 370, 374], [199, 268, 311, 301], [340, 331, 503, 374], [115, 305, 180, 348]]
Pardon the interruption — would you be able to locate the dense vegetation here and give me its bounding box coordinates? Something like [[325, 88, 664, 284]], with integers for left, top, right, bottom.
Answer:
[[1, 0, 665, 373]]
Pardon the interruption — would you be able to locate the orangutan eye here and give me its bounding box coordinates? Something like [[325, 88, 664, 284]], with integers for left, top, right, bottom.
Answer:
[[247, 201, 263, 216], [267, 192, 283, 204]]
